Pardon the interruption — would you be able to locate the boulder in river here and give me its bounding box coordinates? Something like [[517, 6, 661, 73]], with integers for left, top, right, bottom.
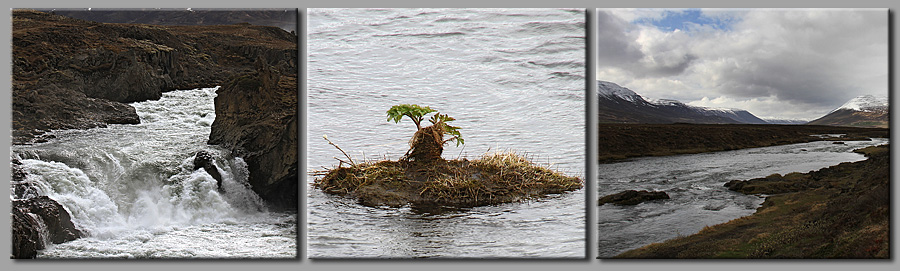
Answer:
[[193, 151, 223, 189], [598, 190, 670, 206]]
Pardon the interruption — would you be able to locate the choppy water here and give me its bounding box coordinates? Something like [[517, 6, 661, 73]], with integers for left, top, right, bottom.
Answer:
[[597, 138, 889, 258], [11, 88, 297, 259], [307, 8, 585, 258]]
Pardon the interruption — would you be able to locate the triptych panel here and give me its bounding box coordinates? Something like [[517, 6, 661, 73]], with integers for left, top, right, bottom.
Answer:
[[7, 7, 890, 261]]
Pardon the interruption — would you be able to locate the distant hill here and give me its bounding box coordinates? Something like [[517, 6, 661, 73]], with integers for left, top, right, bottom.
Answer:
[[40, 8, 297, 32], [597, 81, 766, 124], [762, 118, 809, 125], [808, 95, 888, 128]]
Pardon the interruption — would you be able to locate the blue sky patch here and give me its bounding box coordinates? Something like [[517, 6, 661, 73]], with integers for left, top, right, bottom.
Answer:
[[635, 9, 737, 32]]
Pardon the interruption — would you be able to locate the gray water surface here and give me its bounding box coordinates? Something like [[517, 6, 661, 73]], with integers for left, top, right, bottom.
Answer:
[[307, 8, 586, 258]]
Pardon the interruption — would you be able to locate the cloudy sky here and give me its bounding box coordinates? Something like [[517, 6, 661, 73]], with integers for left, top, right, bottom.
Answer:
[[597, 8, 888, 120]]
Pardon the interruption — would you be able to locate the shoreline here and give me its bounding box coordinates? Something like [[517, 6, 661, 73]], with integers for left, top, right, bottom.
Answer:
[[611, 144, 890, 258]]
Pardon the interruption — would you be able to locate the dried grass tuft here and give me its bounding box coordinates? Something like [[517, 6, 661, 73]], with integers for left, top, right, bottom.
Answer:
[[313, 151, 582, 208]]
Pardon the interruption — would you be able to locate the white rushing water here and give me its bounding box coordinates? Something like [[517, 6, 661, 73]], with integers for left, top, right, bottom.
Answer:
[[11, 88, 296, 258], [597, 138, 889, 258], [308, 8, 585, 258]]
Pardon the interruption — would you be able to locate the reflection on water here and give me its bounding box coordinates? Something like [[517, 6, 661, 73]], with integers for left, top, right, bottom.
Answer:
[[597, 139, 888, 258], [308, 8, 585, 258]]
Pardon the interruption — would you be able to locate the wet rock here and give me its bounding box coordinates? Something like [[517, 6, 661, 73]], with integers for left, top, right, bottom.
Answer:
[[11, 157, 81, 258], [12, 196, 82, 259], [209, 56, 298, 211], [598, 190, 670, 206], [193, 151, 223, 189]]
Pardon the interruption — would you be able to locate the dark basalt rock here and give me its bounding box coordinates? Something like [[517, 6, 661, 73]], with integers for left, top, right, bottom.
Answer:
[[12, 197, 82, 259], [193, 151, 223, 189], [12, 9, 297, 144], [598, 190, 670, 206], [208, 57, 298, 211], [11, 160, 82, 259]]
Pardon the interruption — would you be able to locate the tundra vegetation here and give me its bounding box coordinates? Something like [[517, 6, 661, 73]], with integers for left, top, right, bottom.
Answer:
[[313, 104, 582, 210]]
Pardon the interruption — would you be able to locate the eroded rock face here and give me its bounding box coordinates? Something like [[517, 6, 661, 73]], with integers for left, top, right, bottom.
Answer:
[[598, 190, 670, 206], [12, 197, 83, 259], [209, 57, 298, 211], [12, 9, 297, 144]]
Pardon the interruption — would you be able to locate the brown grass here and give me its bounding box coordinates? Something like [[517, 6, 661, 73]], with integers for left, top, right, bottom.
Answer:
[[313, 152, 582, 209]]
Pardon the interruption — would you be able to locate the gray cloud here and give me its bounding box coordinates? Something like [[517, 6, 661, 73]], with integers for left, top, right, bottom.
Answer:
[[596, 9, 888, 120], [597, 10, 697, 78]]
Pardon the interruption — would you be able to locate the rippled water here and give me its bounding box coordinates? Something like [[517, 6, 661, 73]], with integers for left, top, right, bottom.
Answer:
[[307, 8, 585, 258], [11, 88, 297, 259], [597, 138, 889, 258]]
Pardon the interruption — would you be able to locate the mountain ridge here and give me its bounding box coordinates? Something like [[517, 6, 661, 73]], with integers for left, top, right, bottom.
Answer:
[[597, 81, 766, 124]]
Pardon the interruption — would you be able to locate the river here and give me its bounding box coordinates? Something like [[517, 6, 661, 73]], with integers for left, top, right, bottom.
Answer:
[[11, 88, 297, 258], [307, 8, 586, 258], [597, 138, 889, 258]]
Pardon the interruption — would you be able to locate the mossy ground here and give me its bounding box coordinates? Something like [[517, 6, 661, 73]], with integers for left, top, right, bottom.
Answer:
[[614, 144, 890, 259], [314, 152, 582, 209]]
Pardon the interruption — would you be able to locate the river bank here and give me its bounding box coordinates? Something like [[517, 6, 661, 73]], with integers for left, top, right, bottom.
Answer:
[[598, 123, 889, 162], [614, 144, 890, 258]]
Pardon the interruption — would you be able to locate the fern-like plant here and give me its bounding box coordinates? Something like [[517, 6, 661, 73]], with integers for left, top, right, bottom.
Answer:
[[386, 104, 436, 130], [387, 104, 464, 162]]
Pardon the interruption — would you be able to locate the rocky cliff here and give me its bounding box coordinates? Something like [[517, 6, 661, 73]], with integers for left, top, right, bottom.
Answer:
[[209, 56, 298, 210], [12, 9, 296, 143]]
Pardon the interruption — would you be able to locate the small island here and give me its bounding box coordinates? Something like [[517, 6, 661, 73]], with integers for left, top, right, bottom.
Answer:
[[312, 104, 582, 209]]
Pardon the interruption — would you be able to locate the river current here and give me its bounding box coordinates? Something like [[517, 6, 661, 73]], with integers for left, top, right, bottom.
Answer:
[[597, 138, 889, 258], [307, 8, 586, 258], [11, 88, 297, 258]]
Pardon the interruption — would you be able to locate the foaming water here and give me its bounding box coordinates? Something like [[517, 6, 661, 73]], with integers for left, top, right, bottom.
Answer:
[[308, 8, 585, 258], [597, 139, 889, 258], [11, 88, 296, 258]]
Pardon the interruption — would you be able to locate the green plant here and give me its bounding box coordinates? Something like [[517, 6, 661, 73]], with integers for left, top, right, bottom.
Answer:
[[429, 113, 464, 147], [386, 104, 436, 130], [386, 104, 464, 147]]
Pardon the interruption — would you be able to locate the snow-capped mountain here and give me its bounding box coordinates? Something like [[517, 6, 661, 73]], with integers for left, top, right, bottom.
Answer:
[[833, 95, 888, 113], [808, 95, 888, 128], [597, 81, 767, 124], [598, 80, 645, 103]]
